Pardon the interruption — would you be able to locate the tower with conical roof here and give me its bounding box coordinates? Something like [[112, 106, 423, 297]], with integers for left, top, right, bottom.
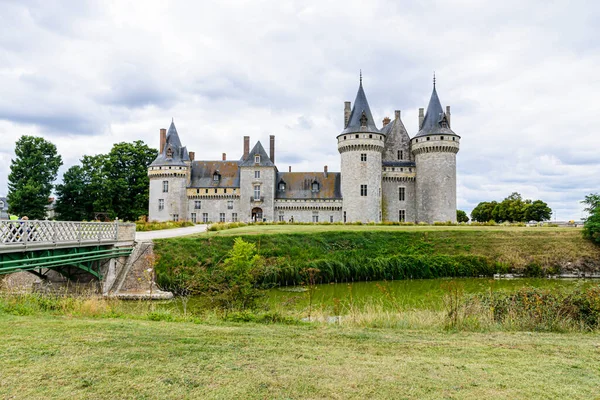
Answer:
[[411, 79, 460, 223], [337, 75, 385, 223], [148, 120, 191, 221]]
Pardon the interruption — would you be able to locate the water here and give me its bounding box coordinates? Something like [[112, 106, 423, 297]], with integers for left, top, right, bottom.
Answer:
[[163, 278, 599, 315]]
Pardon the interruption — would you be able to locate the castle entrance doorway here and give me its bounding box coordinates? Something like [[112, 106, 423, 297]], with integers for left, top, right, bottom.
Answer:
[[251, 207, 263, 222]]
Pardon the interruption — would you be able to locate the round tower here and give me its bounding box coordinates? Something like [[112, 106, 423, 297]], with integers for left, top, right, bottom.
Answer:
[[412, 81, 460, 223], [337, 76, 385, 223], [148, 120, 191, 222]]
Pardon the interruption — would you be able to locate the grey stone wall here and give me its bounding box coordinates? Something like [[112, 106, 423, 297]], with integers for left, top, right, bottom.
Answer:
[[148, 166, 189, 222], [382, 178, 416, 222], [382, 113, 413, 162], [412, 136, 459, 223], [187, 197, 241, 223], [274, 200, 343, 222], [239, 166, 276, 222], [339, 136, 383, 223]]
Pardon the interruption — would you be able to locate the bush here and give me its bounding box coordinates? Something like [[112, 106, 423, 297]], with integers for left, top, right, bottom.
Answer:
[[583, 209, 600, 244]]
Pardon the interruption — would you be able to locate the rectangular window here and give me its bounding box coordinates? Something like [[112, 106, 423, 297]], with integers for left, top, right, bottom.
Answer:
[[158, 199, 164, 211], [194, 200, 201, 209], [343, 211, 347, 223], [399, 187, 406, 201], [202, 213, 209, 223], [162, 180, 168, 193], [219, 213, 225, 222], [360, 153, 367, 162], [398, 150, 403, 160], [312, 212, 319, 223], [399, 210, 406, 222], [172, 214, 179, 221], [232, 213, 238, 222], [278, 214, 285, 222], [255, 155, 260, 163], [254, 170, 260, 179], [191, 213, 197, 223], [330, 215, 334, 223], [360, 184, 367, 196], [227, 200, 233, 210], [254, 185, 260, 199]]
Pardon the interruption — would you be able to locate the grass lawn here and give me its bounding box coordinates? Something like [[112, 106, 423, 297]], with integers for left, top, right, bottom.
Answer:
[[1, 314, 599, 399]]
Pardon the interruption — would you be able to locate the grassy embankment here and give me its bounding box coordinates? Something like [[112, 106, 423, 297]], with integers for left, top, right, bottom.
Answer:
[[1, 314, 599, 399], [154, 225, 600, 288]]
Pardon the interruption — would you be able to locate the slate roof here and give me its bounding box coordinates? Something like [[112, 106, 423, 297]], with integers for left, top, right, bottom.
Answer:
[[239, 141, 275, 167], [415, 85, 457, 137], [381, 112, 413, 162], [190, 161, 241, 188], [276, 172, 342, 200], [150, 120, 190, 166], [340, 80, 382, 135]]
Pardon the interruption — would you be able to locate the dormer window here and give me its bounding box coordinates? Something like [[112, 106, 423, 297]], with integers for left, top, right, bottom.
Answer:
[[312, 181, 320, 192], [255, 155, 260, 163], [359, 111, 368, 127], [279, 181, 286, 191], [213, 172, 220, 181]]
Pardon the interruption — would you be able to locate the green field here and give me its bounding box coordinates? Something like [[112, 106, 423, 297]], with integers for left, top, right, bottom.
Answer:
[[1, 314, 599, 399]]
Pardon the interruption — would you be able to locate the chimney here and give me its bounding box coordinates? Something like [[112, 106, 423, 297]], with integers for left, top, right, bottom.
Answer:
[[395, 110, 401, 120], [382, 117, 391, 127], [446, 106, 451, 127], [324, 165, 328, 178], [288, 166, 291, 172], [189, 151, 195, 162], [159, 129, 166, 153], [222, 153, 226, 161], [418, 108, 425, 130], [269, 135, 275, 163], [344, 101, 351, 128], [243, 136, 250, 159]]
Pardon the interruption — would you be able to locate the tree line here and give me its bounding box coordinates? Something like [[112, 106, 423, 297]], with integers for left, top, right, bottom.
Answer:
[[470, 192, 552, 223], [7, 135, 157, 221]]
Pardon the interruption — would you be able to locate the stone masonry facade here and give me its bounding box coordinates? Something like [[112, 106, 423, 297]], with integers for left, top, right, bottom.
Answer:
[[148, 78, 460, 224]]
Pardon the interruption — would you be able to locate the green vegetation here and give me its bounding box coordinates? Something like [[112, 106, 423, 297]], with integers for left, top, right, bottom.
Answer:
[[1, 313, 599, 399], [582, 193, 600, 244], [55, 141, 157, 221], [135, 219, 194, 231], [456, 209, 469, 223], [154, 227, 600, 291], [7, 135, 63, 219], [471, 192, 552, 222]]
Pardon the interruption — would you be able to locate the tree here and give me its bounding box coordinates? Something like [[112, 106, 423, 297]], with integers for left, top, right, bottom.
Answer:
[[456, 210, 469, 223], [471, 201, 497, 222], [7, 136, 62, 219], [582, 193, 600, 244], [103, 141, 157, 221], [54, 165, 88, 221], [525, 200, 552, 222]]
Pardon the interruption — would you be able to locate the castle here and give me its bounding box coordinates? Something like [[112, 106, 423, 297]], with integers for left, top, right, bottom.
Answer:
[[148, 77, 460, 224]]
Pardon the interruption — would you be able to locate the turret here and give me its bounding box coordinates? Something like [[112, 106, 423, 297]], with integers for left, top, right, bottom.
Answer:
[[412, 78, 460, 223], [337, 74, 385, 223], [147, 120, 191, 222]]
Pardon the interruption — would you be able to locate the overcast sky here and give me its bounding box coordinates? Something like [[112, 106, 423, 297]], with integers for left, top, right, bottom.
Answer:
[[1, 0, 598, 220]]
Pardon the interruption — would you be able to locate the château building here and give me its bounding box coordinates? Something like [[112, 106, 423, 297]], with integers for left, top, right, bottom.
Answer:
[[148, 77, 460, 223]]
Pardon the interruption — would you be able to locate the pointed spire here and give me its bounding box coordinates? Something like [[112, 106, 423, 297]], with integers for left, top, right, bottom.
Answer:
[[416, 80, 455, 137], [433, 71, 436, 87], [359, 69, 362, 86], [340, 75, 381, 135]]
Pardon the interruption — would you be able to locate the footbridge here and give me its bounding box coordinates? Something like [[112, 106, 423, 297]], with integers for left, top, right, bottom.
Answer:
[[0, 220, 139, 295]]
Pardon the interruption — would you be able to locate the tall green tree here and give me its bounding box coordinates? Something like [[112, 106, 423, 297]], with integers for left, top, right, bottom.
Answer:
[[7, 135, 62, 219], [582, 193, 600, 244], [525, 200, 552, 222], [456, 210, 469, 223], [54, 165, 88, 221]]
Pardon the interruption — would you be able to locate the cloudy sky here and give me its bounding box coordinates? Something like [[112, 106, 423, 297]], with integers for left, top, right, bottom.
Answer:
[[1, 0, 598, 220]]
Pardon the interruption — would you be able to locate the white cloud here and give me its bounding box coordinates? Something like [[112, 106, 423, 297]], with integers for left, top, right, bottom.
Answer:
[[0, 0, 598, 220]]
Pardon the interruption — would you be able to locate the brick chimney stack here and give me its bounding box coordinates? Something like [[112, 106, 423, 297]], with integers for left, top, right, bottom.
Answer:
[[382, 117, 391, 127], [159, 129, 166, 153], [344, 101, 351, 128], [418, 108, 425, 130], [395, 110, 401, 120], [288, 166, 291, 172], [222, 153, 226, 161], [446, 106, 451, 127], [269, 135, 275, 163], [324, 165, 328, 178], [189, 151, 195, 162], [243, 136, 250, 159]]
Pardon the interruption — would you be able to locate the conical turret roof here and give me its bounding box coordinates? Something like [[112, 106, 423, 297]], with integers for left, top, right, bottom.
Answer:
[[150, 119, 190, 166], [341, 78, 381, 135], [415, 84, 456, 137]]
